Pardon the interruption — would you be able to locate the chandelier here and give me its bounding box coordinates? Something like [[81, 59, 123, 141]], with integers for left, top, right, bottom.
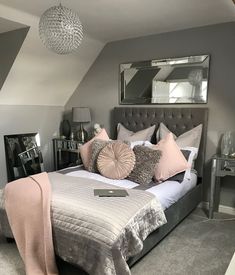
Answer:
[[39, 4, 83, 54]]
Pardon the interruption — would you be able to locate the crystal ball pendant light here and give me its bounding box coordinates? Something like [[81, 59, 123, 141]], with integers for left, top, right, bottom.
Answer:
[[39, 4, 83, 54]]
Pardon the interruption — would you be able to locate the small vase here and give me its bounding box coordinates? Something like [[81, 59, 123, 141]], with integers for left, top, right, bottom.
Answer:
[[221, 131, 233, 156], [61, 120, 71, 139]]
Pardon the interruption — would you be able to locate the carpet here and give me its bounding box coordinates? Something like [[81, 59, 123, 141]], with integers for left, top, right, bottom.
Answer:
[[0, 209, 234, 275]]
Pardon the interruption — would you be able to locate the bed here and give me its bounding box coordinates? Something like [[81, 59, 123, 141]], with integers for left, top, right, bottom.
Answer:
[[112, 107, 208, 266], [0, 107, 208, 275]]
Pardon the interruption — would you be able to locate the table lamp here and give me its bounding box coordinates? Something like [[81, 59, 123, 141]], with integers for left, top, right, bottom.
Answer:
[[72, 107, 91, 143]]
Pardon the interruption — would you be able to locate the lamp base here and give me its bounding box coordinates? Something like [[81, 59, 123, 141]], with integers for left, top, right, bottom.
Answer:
[[76, 124, 88, 143]]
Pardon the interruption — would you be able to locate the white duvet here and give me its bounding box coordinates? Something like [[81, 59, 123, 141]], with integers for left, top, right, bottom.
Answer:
[[65, 168, 197, 210]]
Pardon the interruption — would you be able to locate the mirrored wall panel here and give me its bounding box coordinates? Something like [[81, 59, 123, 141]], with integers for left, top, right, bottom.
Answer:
[[4, 133, 44, 182], [120, 55, 210, 104]]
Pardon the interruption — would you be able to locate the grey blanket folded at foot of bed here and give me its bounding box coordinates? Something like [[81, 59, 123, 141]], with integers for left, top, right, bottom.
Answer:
[[0, 172, 167, 275]]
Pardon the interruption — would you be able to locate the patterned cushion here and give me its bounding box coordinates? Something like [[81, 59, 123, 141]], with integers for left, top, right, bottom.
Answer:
[[128, 145, 161, 184], [97, 142, 135, 180], [88, 139, 112, 173], [80, 129, 109, 169]]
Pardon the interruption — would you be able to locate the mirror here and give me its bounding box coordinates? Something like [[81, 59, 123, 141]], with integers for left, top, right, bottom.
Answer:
[[4, 133, 44, 182], [120, 55, 210, 104]]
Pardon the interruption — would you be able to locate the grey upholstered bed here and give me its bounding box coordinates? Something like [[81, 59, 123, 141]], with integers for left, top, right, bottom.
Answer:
[[57, 107, 208, 272], [112, 107, 208, 266], [1, 107, 208, 274]]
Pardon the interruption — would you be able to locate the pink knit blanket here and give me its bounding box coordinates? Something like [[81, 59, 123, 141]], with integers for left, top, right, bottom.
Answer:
[[4, 172, 58, 275]]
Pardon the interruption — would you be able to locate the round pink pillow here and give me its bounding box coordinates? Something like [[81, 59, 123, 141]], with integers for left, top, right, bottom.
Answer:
[[97, 142, 135, 180]]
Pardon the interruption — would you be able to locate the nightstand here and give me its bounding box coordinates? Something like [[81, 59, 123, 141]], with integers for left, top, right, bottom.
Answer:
[[209, 154, 235, 219], [53, 139, 83, 170]]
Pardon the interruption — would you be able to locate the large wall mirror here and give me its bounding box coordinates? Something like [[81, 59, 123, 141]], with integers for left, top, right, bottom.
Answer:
[[120, 55, 210, 104]]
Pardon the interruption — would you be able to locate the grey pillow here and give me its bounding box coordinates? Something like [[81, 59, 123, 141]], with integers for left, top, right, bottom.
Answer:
[[128, 145, 161, 185], [117, 123, 155, 142]]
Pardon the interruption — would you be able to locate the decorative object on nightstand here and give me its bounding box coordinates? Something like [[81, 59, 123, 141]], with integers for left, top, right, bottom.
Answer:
[[60, 119, 71, 139], [72, 107, 91, 143], [53, 138, 82, 170], [93, 123, 103, 136], [209, 154, 235, 219], [221, 131, 235, 157]]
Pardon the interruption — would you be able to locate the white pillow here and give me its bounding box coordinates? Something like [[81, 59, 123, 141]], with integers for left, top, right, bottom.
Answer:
[[117, 123, 155, 142], [182, 147, 198, 180], [130, 140, 152, 149]]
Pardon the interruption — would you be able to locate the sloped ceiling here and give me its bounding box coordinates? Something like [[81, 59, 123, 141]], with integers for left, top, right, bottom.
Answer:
[[0, 0, 235, 42], [0, 1, 234, 106], [0, 4, 104, 106], [0, 17, 26, 33], [0, 27, 29, 90]]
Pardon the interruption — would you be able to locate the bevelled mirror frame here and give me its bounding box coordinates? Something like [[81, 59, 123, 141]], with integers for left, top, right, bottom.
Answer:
[[119, 55, 210, 105]]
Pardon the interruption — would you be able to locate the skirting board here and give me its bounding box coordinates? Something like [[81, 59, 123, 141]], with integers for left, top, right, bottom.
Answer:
[[198, 201, 235, 216]]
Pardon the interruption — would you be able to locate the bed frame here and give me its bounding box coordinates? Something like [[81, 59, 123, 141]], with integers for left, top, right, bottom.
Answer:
[[3, 107, 208, 273], [112, 107, 208, 266]]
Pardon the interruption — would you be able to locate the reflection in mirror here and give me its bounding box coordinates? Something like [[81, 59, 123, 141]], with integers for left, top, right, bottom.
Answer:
[[4, 133, 44, 182], [120, 55, 210, 104]]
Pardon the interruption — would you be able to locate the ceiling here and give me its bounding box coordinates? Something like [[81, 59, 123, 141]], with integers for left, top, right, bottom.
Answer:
[[0, 0, 235, 42], [0, 17, 27, 33]]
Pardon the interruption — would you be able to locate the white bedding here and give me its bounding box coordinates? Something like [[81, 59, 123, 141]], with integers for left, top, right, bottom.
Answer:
[[65, 168, 197, 210]]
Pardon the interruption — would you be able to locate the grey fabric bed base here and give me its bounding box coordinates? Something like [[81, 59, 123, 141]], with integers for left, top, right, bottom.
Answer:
[[128, 181, 202, 267]]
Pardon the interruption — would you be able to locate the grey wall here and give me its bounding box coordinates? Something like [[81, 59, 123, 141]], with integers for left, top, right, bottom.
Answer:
[[0, 27, 29, 90], [66, 22, 235, 208], [0, 105, 63, 187]]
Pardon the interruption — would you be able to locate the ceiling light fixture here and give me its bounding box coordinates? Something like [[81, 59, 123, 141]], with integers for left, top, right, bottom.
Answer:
[[39, 4, 83, 54]]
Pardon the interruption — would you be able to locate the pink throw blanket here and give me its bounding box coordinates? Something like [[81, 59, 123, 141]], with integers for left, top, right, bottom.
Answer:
[[4, 172, 58, 275]]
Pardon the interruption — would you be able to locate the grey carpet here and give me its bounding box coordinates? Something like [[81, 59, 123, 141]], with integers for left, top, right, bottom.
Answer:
[[0, 209, 234, 275]]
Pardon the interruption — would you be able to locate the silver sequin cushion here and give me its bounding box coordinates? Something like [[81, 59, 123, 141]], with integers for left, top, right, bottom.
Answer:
[[128, 145, 161, 184], [88, 139, 112, 173]]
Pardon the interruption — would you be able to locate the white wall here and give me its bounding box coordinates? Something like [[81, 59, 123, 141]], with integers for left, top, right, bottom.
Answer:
[[0, 105, 63, 187], [0, 4, 105, 185], [0, 4, 104, 106]]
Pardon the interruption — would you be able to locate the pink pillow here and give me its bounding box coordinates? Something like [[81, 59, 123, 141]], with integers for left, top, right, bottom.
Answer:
[[153, 133, 190, 182], [97, 142, 135, 179], [80, 129, 109, 169]]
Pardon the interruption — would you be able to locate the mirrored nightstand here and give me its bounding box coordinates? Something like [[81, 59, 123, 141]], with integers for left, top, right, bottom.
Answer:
[[209, 154, 235, 219], [53, 138, 83, 170]]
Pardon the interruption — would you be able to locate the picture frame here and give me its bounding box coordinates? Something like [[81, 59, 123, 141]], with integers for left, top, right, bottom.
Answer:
[[4, 133, 44, 182]]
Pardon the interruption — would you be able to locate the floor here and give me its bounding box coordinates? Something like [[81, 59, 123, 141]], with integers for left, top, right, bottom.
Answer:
[[0, 209, 235, 275]]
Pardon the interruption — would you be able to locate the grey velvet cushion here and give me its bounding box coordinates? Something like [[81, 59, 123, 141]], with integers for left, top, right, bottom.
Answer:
[[117, 123, 155, 142], [128, 145, 161, 184]]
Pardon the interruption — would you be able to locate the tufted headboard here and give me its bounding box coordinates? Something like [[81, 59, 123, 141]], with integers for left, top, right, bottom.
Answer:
[[113, 107, 208, 178]]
